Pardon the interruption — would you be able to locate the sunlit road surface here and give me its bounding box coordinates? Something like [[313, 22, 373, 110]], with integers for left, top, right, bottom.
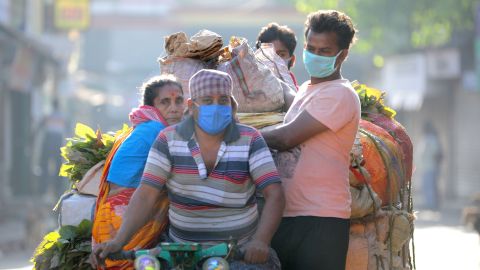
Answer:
[[415, 226, 480, 270], [414, 226, 480, 270], [413, 208, 480, 270]]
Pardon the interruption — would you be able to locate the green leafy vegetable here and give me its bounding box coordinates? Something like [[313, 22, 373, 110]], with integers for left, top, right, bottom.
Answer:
[[31, 220, 94, 270], [59, 123, 129, 189]]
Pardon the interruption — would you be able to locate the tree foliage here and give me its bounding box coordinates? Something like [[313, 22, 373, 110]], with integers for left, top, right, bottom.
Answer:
[[291, 0, 476, 54]]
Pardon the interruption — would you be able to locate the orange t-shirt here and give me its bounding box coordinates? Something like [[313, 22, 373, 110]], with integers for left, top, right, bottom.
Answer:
[[276, 79, 360, 219]]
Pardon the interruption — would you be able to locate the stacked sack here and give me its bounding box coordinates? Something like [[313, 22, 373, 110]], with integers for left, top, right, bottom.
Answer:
[[347, 82, 415, 270], [159, 29, 296, 113], [159, 30, 223, 98], [217, 37, 286, 112]]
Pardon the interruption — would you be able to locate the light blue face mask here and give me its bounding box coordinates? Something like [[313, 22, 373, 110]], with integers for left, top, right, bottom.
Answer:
[[303, 49, 343, 78], [196, 104, 232, 135]]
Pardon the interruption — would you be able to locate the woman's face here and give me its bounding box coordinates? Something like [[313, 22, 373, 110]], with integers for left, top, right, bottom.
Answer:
[[153, 84, 185, 125]]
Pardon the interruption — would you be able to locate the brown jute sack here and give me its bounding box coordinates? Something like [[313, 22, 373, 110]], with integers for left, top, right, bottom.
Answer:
[[350, 185, 381, 219], [347, 210, 414, 270], [159, 56, 206, 99], [76, 160, 104, 196], [217, 38, 284, 113]]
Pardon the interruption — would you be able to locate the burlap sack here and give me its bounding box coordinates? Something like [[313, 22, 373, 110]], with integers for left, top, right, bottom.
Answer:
[[165, 30, 222, 61], [347, 210, 414, 270], [159, 56, 206, 99], [217, 38, 284, 113], [165, 32, 190, 57], [76, 160, 104, 196], [350, 185, 381, 219], [255, 43, 296, 91], [346, 234, 369, 270], [390, 212, 413, 252]]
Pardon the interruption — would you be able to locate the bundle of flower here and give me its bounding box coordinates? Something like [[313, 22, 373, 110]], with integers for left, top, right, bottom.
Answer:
[[31, 220, 93, 270]]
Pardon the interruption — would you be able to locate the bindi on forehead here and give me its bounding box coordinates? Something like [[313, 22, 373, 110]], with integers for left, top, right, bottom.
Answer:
[[160, 89, 181, 97]]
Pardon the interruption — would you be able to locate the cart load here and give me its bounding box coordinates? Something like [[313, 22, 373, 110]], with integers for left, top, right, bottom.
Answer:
[[159, 29, 296, 112]]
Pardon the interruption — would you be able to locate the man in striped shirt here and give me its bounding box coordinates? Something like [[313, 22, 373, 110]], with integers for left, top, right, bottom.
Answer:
[[92, 69, 285, 269]]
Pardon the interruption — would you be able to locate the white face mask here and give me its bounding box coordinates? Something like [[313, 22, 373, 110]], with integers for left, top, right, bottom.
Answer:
[[283, 57, 292, 68]]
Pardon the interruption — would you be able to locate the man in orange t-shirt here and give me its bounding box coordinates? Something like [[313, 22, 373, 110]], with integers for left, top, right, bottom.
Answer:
[[262, 10, 360, 270]]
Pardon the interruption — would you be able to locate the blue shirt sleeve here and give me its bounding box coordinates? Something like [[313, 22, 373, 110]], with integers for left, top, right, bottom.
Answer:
[[107, 121, 165, 188]]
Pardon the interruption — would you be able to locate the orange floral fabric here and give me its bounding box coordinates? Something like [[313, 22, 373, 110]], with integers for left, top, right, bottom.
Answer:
[[92, 129, 169, 269]]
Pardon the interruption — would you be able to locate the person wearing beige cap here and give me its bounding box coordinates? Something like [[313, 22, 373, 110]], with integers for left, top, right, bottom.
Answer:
[[92, 69, 285, 269]]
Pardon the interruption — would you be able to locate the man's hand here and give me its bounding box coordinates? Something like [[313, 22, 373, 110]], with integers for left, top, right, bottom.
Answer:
[[243, 239, 270, 264], [90, 239, 123, 269]]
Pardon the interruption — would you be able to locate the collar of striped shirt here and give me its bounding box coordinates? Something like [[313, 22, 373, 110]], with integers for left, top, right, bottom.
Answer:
[[175, 115, 240, 143]]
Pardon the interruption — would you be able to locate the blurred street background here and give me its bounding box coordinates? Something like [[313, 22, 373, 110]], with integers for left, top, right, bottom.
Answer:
[[1, 0, 480, 269]]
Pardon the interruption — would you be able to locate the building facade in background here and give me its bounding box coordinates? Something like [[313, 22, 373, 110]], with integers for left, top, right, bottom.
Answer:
[[0, 0, 78, 202]]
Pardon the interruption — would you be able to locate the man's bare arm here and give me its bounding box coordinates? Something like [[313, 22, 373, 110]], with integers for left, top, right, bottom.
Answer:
[[254, 183, 285, 244], [243, 183, 285, 264], [282, 81, 296, 111], [262, 110, 329, 151]]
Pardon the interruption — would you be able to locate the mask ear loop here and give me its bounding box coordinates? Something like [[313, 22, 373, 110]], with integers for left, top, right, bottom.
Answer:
[[333, 49, 344, 70], [284, 56, 293, 69]]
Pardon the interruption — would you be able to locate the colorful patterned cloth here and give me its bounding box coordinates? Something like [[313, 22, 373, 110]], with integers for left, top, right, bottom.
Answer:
[[92, 128, 169, 270], [129, 105, 168, 127]]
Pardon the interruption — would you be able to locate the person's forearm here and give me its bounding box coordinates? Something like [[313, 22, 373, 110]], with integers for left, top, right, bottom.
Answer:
[[113, 184, 160, 246], [253, 185, 285, 244], [262, 128, 292, 151]]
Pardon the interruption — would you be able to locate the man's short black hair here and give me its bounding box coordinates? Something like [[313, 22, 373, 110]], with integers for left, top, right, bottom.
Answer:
[[304, 10, 357, 50], [256, 22, 297, 56]]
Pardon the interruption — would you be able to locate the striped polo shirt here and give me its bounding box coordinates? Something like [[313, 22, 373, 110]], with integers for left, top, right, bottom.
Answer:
[[141, 116, 281, 244]]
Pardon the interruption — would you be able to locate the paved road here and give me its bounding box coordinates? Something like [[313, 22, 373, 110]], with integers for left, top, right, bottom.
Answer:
[[1, 209, 479, 269], [414, 225, 479, 270], [413, 209, 480, 270]]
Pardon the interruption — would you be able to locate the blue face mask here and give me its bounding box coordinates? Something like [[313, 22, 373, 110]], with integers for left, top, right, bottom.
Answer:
[[196, 104, 232, 135], [303, 49, 342, 78]]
